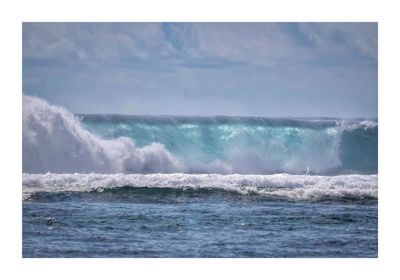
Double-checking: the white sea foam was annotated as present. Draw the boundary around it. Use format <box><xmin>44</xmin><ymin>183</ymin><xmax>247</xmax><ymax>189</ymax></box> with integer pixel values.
<box><xmin>339</xmin><ymin>119</ymin><xmax>378</xmax><ymax>131</ymax></box>
<box><xmin>22</xmin><ymin>173</ymin><xmax>377</xmax><ymax>201</ymax></box>
<box><xmin>23</xmin><ymin>95</ymin><xmax>182</xmax><ymax>173</ymax></box>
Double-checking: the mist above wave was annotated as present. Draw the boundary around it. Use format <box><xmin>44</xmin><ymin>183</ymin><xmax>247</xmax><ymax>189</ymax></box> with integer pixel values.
<box><xmin>23</xmin><ymin>95</ymin><xmax>183</xmax><ymax>173</ymax></box>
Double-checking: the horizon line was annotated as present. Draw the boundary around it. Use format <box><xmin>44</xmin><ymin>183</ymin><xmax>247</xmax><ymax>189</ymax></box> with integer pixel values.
<box><xmin>75</xmin><ymin>113</ymin><xmax>378</xmax><ymax>120</ymax></box>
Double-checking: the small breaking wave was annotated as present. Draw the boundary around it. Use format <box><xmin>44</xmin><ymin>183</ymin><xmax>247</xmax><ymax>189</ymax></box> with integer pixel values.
<box><xmin>23</xmin><ymin>173</ymin><xmax>377</xmax><ymax>202</ymax></box>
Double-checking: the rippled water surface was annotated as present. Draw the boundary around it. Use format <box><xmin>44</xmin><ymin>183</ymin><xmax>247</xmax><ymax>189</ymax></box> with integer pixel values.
<box><xmin>23</xmin><ymin>190</ymin><xmax>377</xmax><ymax>257</ymax></box>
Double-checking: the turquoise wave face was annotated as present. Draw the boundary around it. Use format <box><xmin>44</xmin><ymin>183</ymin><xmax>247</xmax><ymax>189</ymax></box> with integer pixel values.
<box><xmin>79</xmin><ymin>115</ymin><xmax>378</xmax><ymax>175</ymax></box>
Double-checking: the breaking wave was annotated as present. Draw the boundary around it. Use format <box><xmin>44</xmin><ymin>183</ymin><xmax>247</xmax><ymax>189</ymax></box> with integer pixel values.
<box><xmin>23</xmin><ymin>95</ymin><xmax>377</xmax><ymax>175</ymax></box>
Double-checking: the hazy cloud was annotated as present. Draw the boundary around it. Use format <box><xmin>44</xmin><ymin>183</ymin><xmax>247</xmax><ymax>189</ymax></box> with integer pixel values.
<box><xmin>23</xmin><ymin>22</ymin><xmax>377</xmax><ymax>117</ymax></box>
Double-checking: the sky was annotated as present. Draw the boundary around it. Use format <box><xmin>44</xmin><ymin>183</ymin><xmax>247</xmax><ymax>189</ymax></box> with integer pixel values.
<box><xmin>22</xmin><ymin>22</ymin><xmax>377</xmax><ymax>117</ymax></box>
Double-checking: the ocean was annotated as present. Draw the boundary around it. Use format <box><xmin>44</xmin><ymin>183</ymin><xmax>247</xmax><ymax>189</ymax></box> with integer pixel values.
<box><xmin>22</xmin><ymin>95</ymin><xmax>378</xmax><ymax>257</ymax></box>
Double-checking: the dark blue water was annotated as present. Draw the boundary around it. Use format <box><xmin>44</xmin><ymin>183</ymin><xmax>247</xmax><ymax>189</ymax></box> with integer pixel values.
<box><xmin>23</xmin><ymin>190</ymin><xmax>377</xmax><ymax>258</ymax></box>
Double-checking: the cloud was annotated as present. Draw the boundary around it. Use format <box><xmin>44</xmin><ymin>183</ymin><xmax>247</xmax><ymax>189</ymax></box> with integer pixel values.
<box><xmin>298</xmin><ymin>23</ymin><xmax>377</xmax><ymax>58</ymax></box>
<box><xmin>22</xmin><ymin>23</ymin><xmax>377</xmax><ymax>118</ymax></box>
<box><xmin>24</xmin><ymin>23</ymin><xmax>377</xmax><ymax>68</ymax></box>
<box><xmin>23</xmin><ymin>23</ymin><xmax>174</xmax><ymax>65</ymax></box>
<box><xmin>160</xmin><ymin>23</ymin><xmax>377</xmax><ymax>67</ymax></box>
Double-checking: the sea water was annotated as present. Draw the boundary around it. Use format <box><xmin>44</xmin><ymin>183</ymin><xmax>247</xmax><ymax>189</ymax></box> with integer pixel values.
<box><xmin>22</xmin><ymin>95</ymin><xmax>378</xmax><ymax>257</ymax></box>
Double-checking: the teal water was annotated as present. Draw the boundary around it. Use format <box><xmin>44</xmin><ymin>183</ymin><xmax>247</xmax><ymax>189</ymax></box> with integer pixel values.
<box><xmin>79</xmin><ymin>115</ymin><xmax>378</xmax><ymax>174</ymax></box>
